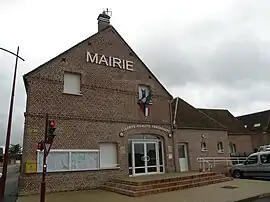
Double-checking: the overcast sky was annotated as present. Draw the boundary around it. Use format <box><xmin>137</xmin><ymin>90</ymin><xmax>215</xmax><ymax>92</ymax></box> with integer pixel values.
<box><xmin>1</xmin><ymin>0</ymin><xmax>270</xmax><ymax>145</ymax></box>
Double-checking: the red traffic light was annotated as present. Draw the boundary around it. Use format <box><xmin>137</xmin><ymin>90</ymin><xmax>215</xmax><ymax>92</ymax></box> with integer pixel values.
<box><xmin>49</xmin><ymin>121</ymin><xmax>55</xmax><ymax>127</ymax></box>
<box><xmin>37</xmin><ymin>141</ymin><xmax>44</xmax><ymax>151</ymax></box>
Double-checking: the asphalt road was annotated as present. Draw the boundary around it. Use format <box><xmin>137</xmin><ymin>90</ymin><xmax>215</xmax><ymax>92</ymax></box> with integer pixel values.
<box><xmin>252</xmin><ymin>196</ymin><xmax>270</xmax><ymax>202</ymax></box>
<box><xmin>0</xmin><ymin>165</ymin><xmax>20</xmax><ymax>202</ymax></box>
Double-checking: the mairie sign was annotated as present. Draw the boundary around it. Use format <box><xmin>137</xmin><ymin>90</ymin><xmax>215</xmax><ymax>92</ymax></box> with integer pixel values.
<box><xmin>86</xmin><ymin>52</ymin><xmax>134</xmax><ymax>71</ymax></box>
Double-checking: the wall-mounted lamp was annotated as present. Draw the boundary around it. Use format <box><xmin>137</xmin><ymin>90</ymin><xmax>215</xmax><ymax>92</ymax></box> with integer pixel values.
<box><xmin>119</xmin><ymin>132</ymin><xmax>124</xmax><ymax>137</ymax></box>
<box><xmin>168</xmin><ymin>133</ymin><xmax>172</xmax><ymax>138</ymax></box>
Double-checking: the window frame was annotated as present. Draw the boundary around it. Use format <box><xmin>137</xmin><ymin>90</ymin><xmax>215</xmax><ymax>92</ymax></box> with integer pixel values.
<box><xmin>138</xmin><ymin>85</ymin><xmax>151</xmax><ymax>100</ymax></box>
<box><xmin>36</xmin><ymin>148</ymin><xmax>120</xmax><ymax>173</ymax></box>
<box><xmin>260</xmin><ymin>154</ymin><xmax>270</xmax><ymax>164</ymax></box>
<box><xmin>99</xmin><ymin>142</ymin><xmax>119</xmax><ymax>169</ymax></box>
<box><xmin>201</xmin><ymin>141</ymin><xmax>207</xmax><ymax>152</ymax></box>
<box><xmin>217</xmin><ymin>141</ymin><xmax>224</xmax><ymax>153</ymax></box>
<box><xmin>63</xmin><ymin>72</ymin><xmax>82</xmax><ymax>95</ymax></box>
<box><xmin>229</xmin><ymin>143</ymin><xmax>236</xmax><ymax>154</ymax></box>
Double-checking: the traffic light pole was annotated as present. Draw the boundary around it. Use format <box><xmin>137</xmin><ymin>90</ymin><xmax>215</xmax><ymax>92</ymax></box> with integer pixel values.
<box><xmin>40</xmin><ymin>113</ymin><xmax>48</xmax><ymax>202</ymax></box>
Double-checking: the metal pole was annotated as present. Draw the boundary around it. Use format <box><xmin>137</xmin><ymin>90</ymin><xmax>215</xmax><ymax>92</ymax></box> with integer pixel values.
<box><xmin>40</xmin><ymin>114</ymin><xmax>48</xmax><ymax>202</ymax></box>
<box><xmin>0</xmin><ymin>46</ymin><xmax>20</xmax><ymax>198</ymax></box>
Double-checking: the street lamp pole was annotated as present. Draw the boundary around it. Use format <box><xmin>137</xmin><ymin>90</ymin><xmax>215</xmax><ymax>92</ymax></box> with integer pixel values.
<box><xmin>0</xmin><ymin>46</ymin><xmax>25</xmax><ymax>199</ymax></box>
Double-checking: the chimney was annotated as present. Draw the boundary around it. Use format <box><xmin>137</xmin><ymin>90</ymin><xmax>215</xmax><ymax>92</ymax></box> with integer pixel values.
<box><xmin>97</xmin><ymin>10</ymin><xmax>111</xmax><ymax>32</ymax></box>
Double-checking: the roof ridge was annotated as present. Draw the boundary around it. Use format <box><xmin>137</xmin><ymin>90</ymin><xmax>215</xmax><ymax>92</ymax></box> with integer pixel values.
<box><xmin>237</xmin><ymin>109</ymin><xmax>270</xmax><ymax>118</ymax></box>
<box><xmin>198</xmin><ymin>108</ymin><xmax>228</xmax><ymax>111</ymax></box>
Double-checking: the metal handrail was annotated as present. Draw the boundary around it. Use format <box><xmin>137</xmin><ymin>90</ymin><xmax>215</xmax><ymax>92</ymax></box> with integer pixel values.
<box><xmin>197</xmin><ymin>158</ymin><xmax>213</xmax><ymax>171</ymax></box>
<box><xmin>197</xmin><ymin>156</ymin><xmax>247</xmax><ymax>171</ymax></box>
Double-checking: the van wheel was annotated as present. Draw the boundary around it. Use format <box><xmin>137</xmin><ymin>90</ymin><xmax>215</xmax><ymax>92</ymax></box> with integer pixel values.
<box><xmin>233</xmin><ymin>170</ymin><xmax>242</xmax><ymax>178</ymax></box>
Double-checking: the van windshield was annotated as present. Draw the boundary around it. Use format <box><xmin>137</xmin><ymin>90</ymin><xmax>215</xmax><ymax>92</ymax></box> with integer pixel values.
<box><xmin>245</xmin><ymin>155</ymin><xmax>258</xmax><ymax>165</ymax></box>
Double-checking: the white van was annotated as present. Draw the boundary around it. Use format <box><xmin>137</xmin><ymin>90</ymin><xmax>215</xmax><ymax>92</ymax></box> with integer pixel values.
<box><xmin>230</xmin><ymin>150</ymin><xmax>270</xmax><ymax>178</ymax></box>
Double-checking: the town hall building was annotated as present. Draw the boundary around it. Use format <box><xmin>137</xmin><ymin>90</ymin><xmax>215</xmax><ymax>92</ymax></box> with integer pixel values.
<box><xmin>18</xmin><ymin>11</ymin><xmax>252</xmax><ymax>195</ymax></box>
<box><xmin>19</xmin><ymin>11</ymin><xmax>174</xmax><ymax>195</ymax></box>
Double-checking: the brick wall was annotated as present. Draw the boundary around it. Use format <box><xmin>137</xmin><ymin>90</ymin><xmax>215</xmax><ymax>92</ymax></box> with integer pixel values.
<box><xmin>228</xmin><ymin>134</ymin><xmax>253</xmax><ymax>154</ymax></box>
<box><xmin>173</xmin><ymin>129</ymin><xmax>229</xmax><ymax>171</ymax></box>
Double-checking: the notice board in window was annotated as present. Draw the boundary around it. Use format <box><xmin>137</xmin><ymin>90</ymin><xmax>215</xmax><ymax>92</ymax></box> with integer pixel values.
<box><xmin>37</xmin><ymin>151</ymin><xmax>69</xmax><ymax>172</ymax></box>
<box><xmin>71</xmin><ymin>151</ymin><xmax>98</xmax><ymax>170</ymax></box>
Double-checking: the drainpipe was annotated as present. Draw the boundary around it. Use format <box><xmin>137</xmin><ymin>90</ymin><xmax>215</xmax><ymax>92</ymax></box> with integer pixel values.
<box><xmin>169</xmin><ymin>98</ymin><xmax>177</xmax><ymax>172</ymax></box>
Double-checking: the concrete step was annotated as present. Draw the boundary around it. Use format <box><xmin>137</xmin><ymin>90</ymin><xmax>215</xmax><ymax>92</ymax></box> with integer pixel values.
<box><xmin>102</xmin><ymin>176</ymin><xmax>233</xmax><ymax>197</ymax></box>
<box><xmin>105</xmin><ymin>174</ymin><xmax>230</xmax><ymax>191</ymax></box>
<box><xmin>111</xmin><ymin>172</ymin><xmax>217</xmax><ymax>186</ymax></box>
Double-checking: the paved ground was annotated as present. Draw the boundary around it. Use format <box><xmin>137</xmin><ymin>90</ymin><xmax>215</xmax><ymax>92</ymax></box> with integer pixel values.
<box><xmin>0</xmin><ymin>164</ymin><xmax>20</xmax><ymax>202</ymax></box>
<box><xmin>17</xmin><ymin>179</ymin><xmax>270</xmax><ymax>202</ymax></box>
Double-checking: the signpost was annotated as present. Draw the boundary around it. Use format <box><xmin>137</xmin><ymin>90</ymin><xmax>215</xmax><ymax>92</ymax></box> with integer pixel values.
<box><xmin>0</xmin><ymin>46</ymin><xmax>24</xmax><ymax>199</ymax></box>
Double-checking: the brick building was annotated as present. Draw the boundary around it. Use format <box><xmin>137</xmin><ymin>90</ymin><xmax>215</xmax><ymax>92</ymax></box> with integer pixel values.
<box><xmin>18</xmin><ymin>11</ymin><xmax>256</xmax><ymax>196</ymax></box>
<box><xmin>237</xmin><ymin>110</ymin><xmax>270</xmax><ymax>150</ymax></box>
<box><xmin>199</xmin><ymin>109</ymin><xmax>253</xmax><ymax>155</ymax></box>
<box><xmin>19</xmin><ymin>11</ymin><xmax>174</xmax><ymax>195</ymax></box>
<box><xmin>171</xmin><ymin>98</ymin><xmax>230</xmax><ymax>172</ymax></box>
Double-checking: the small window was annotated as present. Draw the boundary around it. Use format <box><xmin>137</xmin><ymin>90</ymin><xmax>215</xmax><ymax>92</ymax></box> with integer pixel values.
<box><xmin>201</xmin><ymin>142</ymin><xmax>207</xmax><ymax>152</ymax></box>
<box><xmin>63</xmin><ymin>72</ymin><xmax>81</xmax><ymax>94</ymax></box>
<box><xmin>138</xmin><ymin>85</ymin><xmax>150</xmax><ymax>100</ymax></box>
<box><xmin>99</xmin><ymin>143</ymin><xmax>118</xmax><ymax>169</ymax></box>
<box><xmin>217</xmin><ymin>142</ymin><xmax>224</xmax><ymax>153</ymax></box>
<box><xmin>260</xmin><ymin>154</ymin><xmax>270</xmax><ymax>164</ymax></box>
<box><xmin>246</xmin><ymin>155</ymin><xmax>258</xmax><ymax>165</ymax></box>
<box><xmin>229</xmin><ymin>143</ymin><xmax>236</xmax><ymax>154</ymax></box>
<box><xmin>178</xmin><ymin>145</ymin><xmax>186</xmax><ymax>158</ymax></box>
<box><xmin>254</xmin><ymin>123</ymin><xmax>261</xmax><ymax>127</ymax></box>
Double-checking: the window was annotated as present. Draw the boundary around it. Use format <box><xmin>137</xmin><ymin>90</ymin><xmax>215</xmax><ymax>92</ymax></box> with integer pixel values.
<box><xmin>245</xmin><ymin>155</ymin><xmax>258</xmax><ymax>165</ymax></box>
<box><xmin>99</xmin><ymin>143</ymin><xmax>118</xmax><ymax>169</ymax></box>
<box><xmin>201</xmin><ymin>141</ymin><xmax>207</xmax><ymax>152</ymax></box>
<box><xmin>178</xmin><ymin>145</ymin><xmax>186</xmax><ymax>158</ymax></box>
<box><xmin>217</xmin><ymin>142</ymin><xmax>224</xmax><ymax>153</ymax></box>
<box><xmin>229</xmin><ymin>143</ymin><xmax>236</xmax><ymax>154</ymax></box>
<box><xmin>37</xmin><ymin>150</ymin><xmax>99</xmax><ymax>172</ymax></box>
<box><xmin>260</xmin><ymin>154</ymin><xmax>270</xmax><ymax>164</ymax></box>
<box><xmin>63</xmin><ymin>72</ymin><xmax>81</xmax><ymax>94</ymax></box>
<box><xmin>138</xmin><ymin>85</ymin><xmax>150</xmax><ymax>100</ymax></box>
<box><xmin>254</xmin><ymin>123</ymin><xmax>261</xmax><ymax>127</ymax></box>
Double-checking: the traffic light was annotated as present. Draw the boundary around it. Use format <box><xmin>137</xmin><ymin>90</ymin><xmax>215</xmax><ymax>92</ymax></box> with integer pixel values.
<box><xmin>47</xmin><ymin>120</ymin><xmax>56</xmax><ymax>141</ymax></box>
<box><xmin>37</xmin><ymin>141</ymin><xmax>44</xmax><ymax>151</ymax></box>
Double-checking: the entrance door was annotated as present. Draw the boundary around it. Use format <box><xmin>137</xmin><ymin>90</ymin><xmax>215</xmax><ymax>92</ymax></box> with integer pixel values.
<box><xmin>178</xmin><ymin>143</ymin><xmax>189</xmax><ymax>172</ymax></box>
<box><xmin>132</xmin><ymin>141</ymin><xmax>159</xmax><ymax>175</ymax></box>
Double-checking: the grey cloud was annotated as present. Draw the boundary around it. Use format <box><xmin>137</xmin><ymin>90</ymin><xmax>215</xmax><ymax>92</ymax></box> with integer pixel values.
<box><xmin>135</xmin><ymin>1</ymin><xmax>270</xmax><ymax>115</ymax></box>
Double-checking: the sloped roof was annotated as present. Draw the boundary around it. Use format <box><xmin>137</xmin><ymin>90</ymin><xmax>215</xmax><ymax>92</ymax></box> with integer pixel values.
<box><xmin>23</xmin><ymin>25</ymin><xmax>172</xmax><ymax>99</ymax></box>
<box><xmin>172</xmin><ymin>97</ymin><xmax>227</xmax><ymax>131</ymax></box>
<box><xmin>237</xmin><ymin>110</ymin><xmax>270</xmax><ymax>132</ymax></box>
<box><xmin>199</xmin><ymin>108</ymin><xmax>251</xmax><ymax>134</ymax></box>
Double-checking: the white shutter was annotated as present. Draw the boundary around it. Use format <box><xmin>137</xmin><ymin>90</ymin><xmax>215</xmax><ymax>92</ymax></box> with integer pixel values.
<box><xmin>64</xmin><ymin>73</ymin><xmax>81</xmax><ymax>94</ymax></box>
<box><xmin>99</xmin><ymin>143</ymin><xmax>117</xmax><ymax>168</ymax></box>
